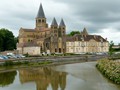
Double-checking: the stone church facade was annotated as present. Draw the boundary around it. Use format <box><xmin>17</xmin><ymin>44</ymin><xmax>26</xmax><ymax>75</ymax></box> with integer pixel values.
<box><xmin>17</xmin><ymin>4</ymin><xmax>66</xmax><ymax>55</ymax></box>
<box><xmin>17</xmin><ymin>3</ymin><xmax>109</xmax><ymax>55</ymax></box>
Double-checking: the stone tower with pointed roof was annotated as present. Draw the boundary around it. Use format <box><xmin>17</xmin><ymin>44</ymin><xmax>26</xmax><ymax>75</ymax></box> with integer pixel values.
<box><xmin>17</xmin><ymin>3</ymin><xmax>66</xmax><ymax>55</ymax></box>
<box><xmin>36</xmin><ymin>3</ymin><xmax>48</xmax><ymax>30</ymax></box>
<box><xmin>81</xmin><ymin>27</ymin><xmax>88</xmax><ymax>35</ymax></box>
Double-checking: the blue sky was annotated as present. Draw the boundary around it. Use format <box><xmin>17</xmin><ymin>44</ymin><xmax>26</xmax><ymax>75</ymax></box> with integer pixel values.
<box><xmin>0</xmin><ymin>0</ymin><xmax>120</xmax><ymax>44</ymax></box>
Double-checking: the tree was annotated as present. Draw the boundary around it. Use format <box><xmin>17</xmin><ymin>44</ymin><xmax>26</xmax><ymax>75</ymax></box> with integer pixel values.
<box><xmin>0</xmin><ymin>71</ymin><xmax>17</xmax><ymax>86</ymax></box>
<box><xmin>109</xmin><ymin>41</ymin><xmax>114</xmax><ymax>56</ymax></box>
<box><xmin>14</xmin><ymin>36</ymin><xmax>19</xmax><ymax>49</ymax></box>
<box><xmin>0</xmin><ymin>32</ymin><xmax>4</xmax><ymax>51</ymax></box>
<box><xmin>119</xmin><ymin>43</ymin><xmax>120</xmax><ymax>48</ymax></box>
<box><xmin>67</xmin><ymin>31</ymin><xmax>80</xmax><ymax>36</ymax></box>
<box><xmin>0</xmin><ymin>28</ymin><xmax>16</xmax><ymax>51</ymax></box>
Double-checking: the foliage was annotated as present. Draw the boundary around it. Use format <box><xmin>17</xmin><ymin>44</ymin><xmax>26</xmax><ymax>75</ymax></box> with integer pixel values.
<box><xmin>96</xmin><ymin>59</ymin><xmax>120</xmax><ymax>84</ymax></box>
<box><xmin>3</xmin><ymin>61</ymin><xmax>14</xmax><ymax>66</ymax></box>
<box><xmin>0</xmin><ymin>28</ymin><xmax>18</xmax><ymax>51</ymax></box>
<box><xmin>14</xmin><ymin>36</ymin><xmax>18</xmax><ymax>49</ymax></box>
<box><xmin>109</xmin><ymin>41</ymin><xmax>114</xmax><ymax>56</ymax></box>
<box><xmin>67</xmin><ymin>31</ymin><xmax>80</xmax><ymax>36</ymax></box>
<box><xmin>0</xmin><ymin>71</ymin><xmax>17</xmax><ymax>86</ymax></box>
<box><xmin>24</xmin><ymin>53</ymin><xmax>29</xmax><ymax>57</ymax></box>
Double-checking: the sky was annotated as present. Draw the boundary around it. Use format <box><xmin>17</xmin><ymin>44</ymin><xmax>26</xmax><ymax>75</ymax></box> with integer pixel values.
<box><xmin>0</xmin><ymin>0</ymin><xmax>120</xmax><ymax>44</ymax></box>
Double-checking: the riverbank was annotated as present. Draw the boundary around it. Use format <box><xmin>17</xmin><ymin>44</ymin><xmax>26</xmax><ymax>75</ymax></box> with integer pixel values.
<box><xmin>0</xmin><ymin>59</ymin><xmax>89</xmax><ymax>73</ymax></box>
<box><xmin>0</xmin><ymin>55</ymin><xmax>106</xmax><ymax>72</ymax></box>
<box><xmin>96</xmin><ymin>59</ymin><xmax>120</xmax><ymax>85</ymax></box>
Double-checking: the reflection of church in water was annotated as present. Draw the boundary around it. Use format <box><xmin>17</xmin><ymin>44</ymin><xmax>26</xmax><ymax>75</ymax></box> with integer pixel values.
<box><xmin>19</xmin><ymin>67</ymin><xmax>67</xmax><ymax>90</ymax></box>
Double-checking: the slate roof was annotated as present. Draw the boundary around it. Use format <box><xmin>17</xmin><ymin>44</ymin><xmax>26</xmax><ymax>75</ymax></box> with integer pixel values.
<box><xmin>24</xmin><ymin>42</ymin><xmax>39</xmax><ymax>47</ymax></box>
<box><xmin>59</xmin><ymin>19</ymin><xmax>65</xmax><ymax>27</ymax></box>
<box><xmin>36</xmin><ymin>3</ymin><xmax>45</xmax><ymax>18</ymax></box>
<box><xmin>51</xmin><ymin>17</ymin><xmax>58</xmax><ymax>26</ymax></box>
<box><xmin>17</xmin><ymin>42</ymin><xmax>39</xmax><ymax>47</ymax></box>
<box><xmin>66</xmin><ymin>34</ymin><xmax>108</xmax><ymax>42</ymax></box>
<box><xmin>22</xmin><ymin>28</ymin><xmax>35</xmax><ymax>32</ymax></box>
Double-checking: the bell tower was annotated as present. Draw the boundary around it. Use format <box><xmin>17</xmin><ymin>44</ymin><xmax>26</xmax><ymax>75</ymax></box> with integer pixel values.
<box><xmin>58</xmin><ymin>19</ymin><xmax>66</xmax><ymax>53</ymax></box>
<box><xmin>36</xmin><ymin>3</ymin><xmax>48</xmax><ymax>30</ymax></box>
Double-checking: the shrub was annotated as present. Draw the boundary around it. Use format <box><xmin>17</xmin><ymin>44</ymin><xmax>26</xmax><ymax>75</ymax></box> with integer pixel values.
<box><xmin>3</xmin><ymin>61</ymin><xmax>14</xmax><ymax>66</ymax></box>
<box><xmin>96</xmin><ymin>59</ymin><xmax>120</xmax><ymax>84</ymax></box>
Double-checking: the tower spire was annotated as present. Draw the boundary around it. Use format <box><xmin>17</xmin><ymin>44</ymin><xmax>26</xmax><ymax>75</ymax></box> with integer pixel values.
<box><xmin>82</xmin><ymin>27</ymin><xmax>88</xmax><ymax>35</ymax></box>
<box><xmin>51</xmin><ymin>17</ymin><xmax>58</xmax><ymax>26</ymax></box>
<box><xmin>37</xmin><ymin>3</ymin><xmax>46</xmax><ymax>18</ymax></box>
<box><xmin>59</xmin><ymin>19</ymin><xmax>65</xmax><ymax>27</ymax></box>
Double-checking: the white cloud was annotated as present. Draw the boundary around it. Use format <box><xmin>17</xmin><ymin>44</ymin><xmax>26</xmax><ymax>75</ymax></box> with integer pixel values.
<box><xmin>93</xmin><ymin>28</ymin><xmax>120</xmax><ymax>44</ymax></box>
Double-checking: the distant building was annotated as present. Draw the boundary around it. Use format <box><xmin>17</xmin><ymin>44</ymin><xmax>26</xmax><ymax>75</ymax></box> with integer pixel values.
<box><xmin>17</xmin><ymin>4</ymin><xmax>66</xmax><ymax>55</ymax></box>
<box><xmin>112</xmin><ymin>45</ymin><xmax>120</xmax><ymax>49</ymax></box>
<box><xmin>66</xmin><ymin>28</ymin><xmax>109</xmax><ymax>54</ymax></box>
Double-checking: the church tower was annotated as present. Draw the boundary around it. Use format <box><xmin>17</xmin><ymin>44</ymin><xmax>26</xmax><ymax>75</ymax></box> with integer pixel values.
<box><xmin>58</xmin><ymin>19</ymin><xmax>66</xmax><ymax>53</ymax></box>
<box><xmin>50</xmin><ymin>17</ymin><xmax>58</xmax><ymax>53</ymax></box>
<box><xmin>59</xmin><ymin>19</ymin><xmax>66</xmax><ymax>37</ymax></box>
<box><xmin>51</xmin><ymin>17</ymin><xmax>58</xmax><ymax>37</ymax></box>
<box><xmin>36</xmin><ymin>3</ymin><xmax>48</xmax><ymax>30</ymax></box>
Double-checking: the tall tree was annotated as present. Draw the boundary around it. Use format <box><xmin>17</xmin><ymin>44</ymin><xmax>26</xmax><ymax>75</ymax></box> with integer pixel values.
<box><xmin>0</xmin><ymin>28</ymin><xmax>15</xmax><ymax>51</ymax></box>
<box><xmin>118</xmin><ymin>43</ymin><xmax>120</xmax><ymax>48</ymax></box>
<box><xmin>14</xmin><ymin>36</ymin><xmax>18</xmax><ymax>49</ymax></box>
<box><xmin>109</xmin><ymin>41</ymin><xmax>114</xmax><ymax>56</ymax></box>
<box><xmin>0</xmin><ymin>32</ymin><xmax>3</xmax><ymax>51</ymax></box>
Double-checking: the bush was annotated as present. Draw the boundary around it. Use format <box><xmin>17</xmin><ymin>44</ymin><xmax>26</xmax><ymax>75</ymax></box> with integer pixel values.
<box><xmin>3</xmin><ymin>61</ymin><xmax>14</xmax><ymax>66</ymax></box>
<box><xmin>24</xmin><ymin>53</ymin><xmax>29</xmax><ymax>57</ymax></box>
<box><xmin>96</xmin><ymin>59</ymin><xmax>120</xmax><ymax>84</ymax></box>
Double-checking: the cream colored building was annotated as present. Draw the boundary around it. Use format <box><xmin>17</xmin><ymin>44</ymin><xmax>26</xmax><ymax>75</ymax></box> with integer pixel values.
<box><xmin>17</xmin><ymin>43</ymin><xmax>41</xmax><ymax>55</ymax></box>
<box><xmin>66</xmin><ymin>29</ymin><xmax>109</xmax><ymax>54</ymax></box>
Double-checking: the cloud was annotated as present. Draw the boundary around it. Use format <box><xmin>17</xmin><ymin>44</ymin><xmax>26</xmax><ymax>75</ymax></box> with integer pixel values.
<box><xmin>93</xmin><ymin>28</ymin><xmax>120</xmax><ymax>44</ymax></box>
<box><xmin>0</xmin><ymin>0</ymin><xmax>120</xmax><ymax>44</ymax></box>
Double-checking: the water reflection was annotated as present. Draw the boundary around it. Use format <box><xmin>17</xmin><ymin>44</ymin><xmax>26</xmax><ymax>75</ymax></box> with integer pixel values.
<box><xmin>0</xmin><ymin>71</ymin><xmax>17</xmax><ymax>86</ymax></box>
<box><xmin>0</xmin><ymin>62</ymin><xmax>119</xmax><ymax>90</ymax></box>
<box><xmin>19</xmin><ymin>67</ymin><xmax>67</xmax><ymax>90</ymax></box>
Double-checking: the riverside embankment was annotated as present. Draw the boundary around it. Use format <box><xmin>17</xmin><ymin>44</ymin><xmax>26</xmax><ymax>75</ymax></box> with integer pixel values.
<box><xmin>0</xmin><ymin>55</ymin><xmax>106</xmax><ymax>65</ymax></box>
<box><xmin>0</xmin><ymin>55</ymin><xmax>106</xmax><ymax>72</ymax></box>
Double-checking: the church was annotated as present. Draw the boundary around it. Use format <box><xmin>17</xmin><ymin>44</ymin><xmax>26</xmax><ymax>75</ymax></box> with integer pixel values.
<box><xmin>17</xmin><ymin>4</ymin><xmax>66</xmax><ymax>55</ymax></box>
<box><xmin>17</xmin><ymin>3</ymin><xmax>109</xmax><ymax>55</ymax></box>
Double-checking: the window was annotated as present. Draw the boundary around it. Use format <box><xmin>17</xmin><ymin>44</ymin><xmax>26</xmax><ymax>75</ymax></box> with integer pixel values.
<box><xmin>28</xmin><ymin>39</ymin><xmax>30</xmax><ymax>42</ymax></box>
<box><xmin>42</xmin><ymin>20</ymin><xmax>44</xmax><ymax>22</ymax></box>
<box><xmin>67</xmin><ymin>48</ymin><xmax>69</xmax><ymax>52</ymax></box>
<box><xmin>38</xmin><ymin>20</ymin><xmax>41</xmax><ymax>23</ymax></box>
<box><xmin>55</xmin><ymin>49</ymin><xmax>57</xmax><ymax>52</ymax></box>
<box><xmin>59</xmin><ymin>48</ymin><xmax>61</xmax><ymax>53</ymax></box>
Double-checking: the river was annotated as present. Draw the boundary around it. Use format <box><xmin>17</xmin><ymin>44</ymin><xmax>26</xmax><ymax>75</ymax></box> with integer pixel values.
<box><xmin>0</xmin><ymin>62</ymin><xmax>119</xmax><ymax>90</ymax></box>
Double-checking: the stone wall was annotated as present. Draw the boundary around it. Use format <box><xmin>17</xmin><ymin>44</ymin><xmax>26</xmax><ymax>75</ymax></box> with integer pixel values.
<box><xmin>17</xmin><ymin>46</ymin><xmax>41</xmax><ymax>55</ymax></box>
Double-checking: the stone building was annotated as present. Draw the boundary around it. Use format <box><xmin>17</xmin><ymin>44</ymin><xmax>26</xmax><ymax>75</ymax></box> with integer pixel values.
<box><xmin>17</xmin><ymin>4</ymin><xmax>66</xmax><ymax>55</ymax></box>
<box><xmin>66</xmin><ymin>28</ymin><xmax>109</xmax><ymax>54</ymax></box>
<box><xmin>17</xmin><ymin>3</ymin><xmax>109</xmax><ymax>55</ymax></box>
